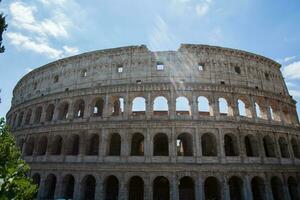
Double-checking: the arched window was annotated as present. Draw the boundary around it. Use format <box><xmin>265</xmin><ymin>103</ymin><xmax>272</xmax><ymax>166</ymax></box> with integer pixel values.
<box><xmin>24</xmin><ymin>137</ymin><xmax>35</xmax><ymax>156</ymax></box>
<box><xmin>108</xmin><ymin>133</ymin><xmax>121</xmax><ymax>156</ymax></box>
<box><xmin>81</xmin><ymin>175</ymin><xmax>96</xmax><ymax>200</ymax></box>
<box><xmin>17</xmin><ymin>111</ymin><xmax>24</xmax><ymax>127</ymax></box>
<box><xmin>271</xmin><ymin>177</ymin><xmax>285</xmax><ymax>200</ymax></box>
<box><xmin>278</xmin><ymin>137</ymin><xmax>290</xmax><ymax>158</ymax></box>
<box><xmin>36</xmin><ymin>136</ymin><xmax>47</xmax><ymax>155</ymax></box>
<box><xmin>198</xmin><ymin>96</ymin><xmax>211</xmax><ymax>116</ymax></box>
<box><xmin>224</xmin><ymin>134</ymin><xmax>239</xmax><ymax>156</ymax></box>
<box><xmin>44</xmin><ymin>174</ymin><xmax>56</xmax><ymax>199</ymax></box>
<box><xmin>112</xmin><ymin>97</ymin><xmax>124</xmax><ymax>116</ymax></box>
<box><xmin>219</xmin><ymin>98</ymin><xmax>229</xmax><ymax>116</ymax></box>
<box><xmin>34</xmin><ymin>106</ymin><xmax>43</xmax><ymax>123</ymax></box>
<box><xmin>238</xmin><ymin>99</ymin><xmax>246</xmax><ymax>117</ymax></box>
<box><xmin>202</xmin><ymin>133</ymin><xmax>217</xmax><ymax>156</ymax></box>
<box><xmin>245</xmin><ymin>135</ymin><xmax>259</xmax><ymax>157</ymax></box>
<box><xmin>287</xmin><ymin>176</ymin><xmax>300</xmax><ymax>200</ymax></box>
<box><xmin>153</xmin><ymin>133</ymin><xmax>169</xmax><ymax>156</ymax></box>
<box><xmin>74</xmin><ymin>99</ymin><xmax>85</xmax><ymax>118</ymax></box>
<box><xmin>131</xmin><ymin>133</ymin><xmax>144</xmax><ymax>156</ymax></box>
<box><xmin>255</xmin><ymin>101</ymin><xmax>268</xmax><ymax>120</ymax></box>
<box><xmin>176</xmin><ymin>96</ymin><xmax>191</xmax><ymax>116</ymax></box>
<box><xmin>176</xmin><ymin>133</ymin><xmax>193</xmax><ymax>156</ymax></box>
<box><xmin>153</xmin><ymin>96</ymin><xmax>168</xmax><ymax>115</ymax></box>
<box><xmin>129</xmin><ymin>176</ymin><xmax>144</xmax><ymax>200</ymax></box>
<box><xmin>58</xmin><ymin>102</ymin><xmax>69</xmax><ymax>120</ymax></box>
<box><xmin>66</xmin><ymin>135</ymin><xmax>79</xmax><ymax>155</ymax></box>
<box><xmin>291</xmin><ymin>138</ymin><xmax>300</xmax><ymax>158</ymax></box>
<box><xmin>93</xmin><ymin>98</ymin><xmax>104</xmax><ymax>117</ymax></box>
<box><xmin>204</xmin><ymin>177</ymin><xmax>221</xmax><ymax>200</ymax></box>
<box><xmin>269</xmin><ymin>100</ymin><xmax>281</xmax><ymax>121</ymax></box>
<box><xmin>45</xmin><ymin>104</ymin><xmax>55</xmax><ymax>121</ymax></box>
<box><xmin>24</xmin><ymin>109</ymin><xmax>32</xmax><ymax>125</ymax></box>
<box><xmin>86</xmin><ymin>134</ymin><xmax>99</xmax><ymax>156</ymax></box>
<box><xmin>50</xmin><ymin>135</ymin><xmax>62</xmax><ymax>155</ymax></box>
<box><xmin>263</xmin><ymin>136</ymin><xmax>276</xmax><ymax>157</ymax></box>
<box><xmin>179</xmin><ymin>176</ymin><xmax>195</xmax><ymax>200</ymax></box>
<box><xmin>62</xmin><ymin>174</ymin><xmax>75</xmax><ymax>199</ymax></box>
<box><xmin>229</xmin><ymin>176</ymin><xmax>244</xmax><ymax>200</ymax></box>
<box><xmin>132</xmin><ymin>97</ymin><xmax>146</xmax><ymax>116</ymax></box>
<box><xmin>105</xmin><ymin>175</ymin><xmax>119</xmax><ymax>200</ymax></box>
<box><xmin>251</xmin><ymin>177</ymin><xmax>266</xmax><ymax>200</ymax></box>
<box><xmin>282</xmin><ymin>106</ymin><xmax>292</xmax><ymax>124</ymax></box>
<box><xmin>153</xmin><ymin>176</ymin><xmax>169</xmax><ymax>200</ymax></box>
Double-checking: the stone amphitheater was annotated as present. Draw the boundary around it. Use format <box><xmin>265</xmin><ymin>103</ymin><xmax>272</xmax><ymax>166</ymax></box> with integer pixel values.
<box><xmin>6</xmin><ymin>44</ymin><xmax>300</xmax><ymax>200</ymax></box>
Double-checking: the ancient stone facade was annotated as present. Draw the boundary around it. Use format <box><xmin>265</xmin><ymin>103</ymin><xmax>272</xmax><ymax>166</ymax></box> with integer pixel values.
<box><xmin>6</xmin><ymin>44</ymin><xmax>300</xmax><ymax>200</ymax></box>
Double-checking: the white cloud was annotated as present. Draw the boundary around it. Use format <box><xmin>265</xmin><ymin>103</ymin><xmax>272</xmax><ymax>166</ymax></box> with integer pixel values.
<box><xmin>282</xmin><ymin>61</ymin><xmax>300</xmax><ymax>80</ymax></box>
<box><xmin>195</xmin><ymin>0</ymin><xmax>212</xmax><ymax>16</ymax></box>
<box><xmin>277</xmin><ymin>56</ymin><xmax>296</xmax><ymax>64</ymax></box>
<box><xmin>39</xmin><ymin>0</ymin><xmax>67</xmax><ymax>6</ymax></box>
<box><xmin>26</xmin><ymin>67</ymin><xmax>34</xmax><ymax>72</ymax></box>
<box><xmin>290</xmin><ymin>90</ymin><xmax>300</xmax><ymax>98</ymax></box>
<box><xmin>63</xmin><ymin>46</ymin><xmax>79</xmax><ymax>55</ymax></box>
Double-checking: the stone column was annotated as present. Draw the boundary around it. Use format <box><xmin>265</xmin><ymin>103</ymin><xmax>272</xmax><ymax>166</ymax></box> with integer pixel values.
<box><xmin>170</xmin><ymin>127</ymin><xmax>177</xmax><ymax>162</ymax></box>
<box><xmin>222</xmin><ymin>176</ymin><xmax>230</xmax><ymax>200</ymax></box>
<box><xmin>192</xmin><ymin>94</ymin><xmax>198</xmax><ymax>120</ymax></box>
<box><xmin>123</xmin><ymin>93</ymin><xmax>129</xmax><ymax>120</ymax></box>
<box><xmin>37</xmin><ymin>174</ymin><xmax>45</xmax><ymax>199</ymax></box>
<box><xmin>244</xmin><ymin>176</ymin><xmax>253</xmax><ymax>200</ymax></box>
<box><xmin>265</xmin><ymin>179</ymin><xmax>274</xmax><ymax>200</ymax></box>
<box><xmin>68</xmin><ymin>99</ymin><xmax>76</xmax><ymax>120</ymax></box>
<box><xmin>197</xmin><ymin>176</ymin><xmax>204</xmax><ymax>200</ymax></box>
<box><xmin>218</xmin><ymin>128</ymin><xmax>225</xmax><ymax>163</ymax></box>
<box><xmin>73</xmin><ymin>175</ymin><xmax>81</xmax><ymax>200</ymax></box>
<box><xmin>100</xmin><ymin>128</ymin><xmax>108</xmax><ymax>159</ymax></box>
<box><xmin>103</xmin><ymin>94</ymin><xmax>110</xmax><ymax>119</ymax></box>
<box><xmin>170</xmin><ymin>90</ymin><xmax>175</xmax><ymax>119</ymax></box>
<box><xmin>146</xmin><ymin>92</ymin><xmax>151</xmax><ymax>119</ymax></box>
<box><xmin>95</xmin><ymin>176</ymin><xmax>103</xmax><ymax>200</ymax></box>
<box><xmin>54</xmin><ymin>174</ymin><xmax>63</xmax><ymax>199</ymax></box>
<box><xmin>119</xmin><ymin>177</ymin><xmax>128</xmax><ymax>200</ymax></box>
<box><xmin>212</xmin><ymin>94</ymin><xmax>220</xmax><ymax>119</ymax></box>
<box><xmin>172</xmin><ymin>175</ymin><xmax>179</xmax><ymax>200</ymax></box>
<box><xmin>249</xmin><ymin>95</ymin><xmax>257</xmax><ymax>122</ymax></box>
<box><xmin>83</xmin><ymin>97</ymin><xmax>92</xmax><ymax>119</ymax></box>
<box><xmin>145</xmin><ymin>128</ymin><xmax>151</xmax><ymax>162</ymax></box>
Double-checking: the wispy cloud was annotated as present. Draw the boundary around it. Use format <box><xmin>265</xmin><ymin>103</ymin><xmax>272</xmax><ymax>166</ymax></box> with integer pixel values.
<box><xmin>282</xmin><ymin>61</ymin><xmax>300</xmax><ymax>80</ymax></box>
<box><xmin>195</xmin><ymin>0</ymin><xmax>212</xmax><ymax>17</ymax></box>
<box><xmin>277</xmin><ymin>56</ymin><xmax>296</xmax><ymax>64</ymax></box>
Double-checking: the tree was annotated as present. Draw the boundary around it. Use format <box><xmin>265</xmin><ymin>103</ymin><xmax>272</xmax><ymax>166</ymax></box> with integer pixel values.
<box><xmin>0</xmin><ymin>118</ymin><xmax>37</xmax><ymax>199</ymax></box>
<box><xmin>0</xmin><ymin>0</ymin><xmax>8</xmax><ymax>53</ymax></box>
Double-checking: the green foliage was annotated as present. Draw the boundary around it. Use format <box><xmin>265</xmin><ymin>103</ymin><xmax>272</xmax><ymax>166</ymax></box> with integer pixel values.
<box><xmin>0</xmin><ymin>0</ymin><xmax>8</xmax><ymax>53</ymax></box>
<box><xmin>0</xmin><ymin>118</ymin><xmax>37</xmax><ymax>200</ymax></box>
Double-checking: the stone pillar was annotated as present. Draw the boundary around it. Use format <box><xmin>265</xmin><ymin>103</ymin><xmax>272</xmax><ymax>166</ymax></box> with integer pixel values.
<box><xmin>37</xmin><ymin>174</ymin><xmax>45</xmax><ymax>199</ymax></box>
<box><xmin>119</xmin><ymin>178</ymin><xmax>127</xmax><ymax>200</ymax></box>
<box><xmin>249</xmin><ymin>95</ymin><xmax>257</xmax><ymax>122</ymax></box>
<box><xmin>218</xmin><ymin>128</ymin><xmax>225</xmax><ymax>163</ymax></box>
<box><xmin>54</xmin><ymin>175</ymin><xmax>63</xmax><ymax>199</ymax></box>
<box><xmin>222</xmin><ymin>176</ymin><xmax>230</xmax><ymax>200</ymax></box>
<box><xmin>68</xmin><ymin>99</ymin><xmax>76</xmax><ymax>120</ymax></box>
<box><xmin>103</xmin><ymin>94</ymin><xmax>110</xmax><ymax>119</ymax></box>
<box><xmin>83</xmin><ymin>97</ymin><xmax>92</xmax><ymax>119</ymax></box>
<box><xmin>172</xmin><ymin>175</ymin><xmax>179</xmax><ymax>200</ymax></box>
<box><xmin>100</xmin><ymin>128</ymin><xmax>108</xmax><ymax>159</ymax></box>
<box><xmin>145</xmin><ymin>128</ymin><xmax>151</xmax><ymax>162</ymax></box>
<box><xmin>40</xmin><ymin>103</ymin><xmax>47</xmax><ymax>123</ymax></box>
<box><xmin>123</xmin><ymin>93</ymin><xmax>129</xmax><ymax>120</ymax></box>
<box><xmin>265</xmin><ymin>179</ymin><xmax>274</xmax><ymax>200</ymax></box>
<box><xmin>244</xmin><ymin>176</ymin><xmax>253</xmax><ymax>200</ymax></box>
<box><xmin>212</xmin><ymin>95</ymin><xmax>220</xmax><ymax>119</ymax></box>
<box><xmin>170</xmin><ymin>90</ymin><xmax>175</xmax><ymax>119</ymax></box>
<box><xmin>146</xmin><ymin>92</ymin><xmax>151</xmax><ymax>119</ymax></box>
<box><xmin>283</xmin><ymin>177</ymin><xmax>292</xmax><ymax>200</ymax></box>
<box><xmin>95</xmin><ymin>176</ymin><xmax>103</xmax><ymax>200</ymax></box>
<box><xmin>192</xmin><ymin>95</ymin><xmax>198</xmax><ymax>120</ymax></box>
<box><xmin>170</xmin><ymin>127</ymin><xmax>177</xmax><ymax>162</ymax></box>
<box><xmin>197</xmin><ymin>176</ymin><xmax>204</xmax><ymax>200</ymax></box>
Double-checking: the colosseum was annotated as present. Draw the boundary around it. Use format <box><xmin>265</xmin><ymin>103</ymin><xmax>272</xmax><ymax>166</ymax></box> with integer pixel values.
<box><xmin>6</xmin><ymin>44</ymin><xmax>300</xmax><ymax>200</ymax></box>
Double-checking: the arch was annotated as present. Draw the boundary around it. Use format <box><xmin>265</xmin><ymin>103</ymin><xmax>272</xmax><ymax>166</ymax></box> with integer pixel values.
<box><xmin>62</xmin><ymin>174</ymin><xmax>75</xmax><ymax>199</ymax></box>
<box><xmin>198</xmin><ymin>96</ymin><xmax>212</xmax><ymax>116</ymax></box>
<box><xmin>153</xmin><ymin>176</ymin><xmax>170</xmax><ymax>200</ymax></box>
<box><xmin>34</xmin><ymin>106</ymin><xmax>43</xmax><ymax>123</ymax></box>
<box><xmin>251</xmin><ymin>176</ymin><xmax>266</xmax><ymax>200</ymax></box>
<box><xmin>24</xmin><ymin>109</ymin><xmax>32</xmax><ymax>125</ymax></box>
<box><xmin>58</xmin><ymin>102</ymin><xmax>69</xmax><ymax>120</ymax></box>
<box><xmin>50</xmin><ymin>135</ymin><xmax>62</xmax><ymax>155</ymax></box>
<box><xmin>291</xmin><ymin>138</ymin><xmax>300</xmax><ymax>158</ymax></box>
<box><xmin>86</xmin><ymin>134</ymin><xmax>99</xmax><ymax>155</ymax></box>
<box><xmin>93</xmin><ymin>98</ymin><xmax>104</xmax><ymax>117</ymax></box>
<box><xmin>81</xmin><ymin>175</ymin><xmax>96</xmax><ymax>200</ymax></box>
<box><xmin>287</xmin><ymin>176</ymin><xmax>300</xmax><ymax>200</ymax></box>
<box><xmin>45</xmin><ymin>104</ymin><xmax>55</xmax><ymax>121</ymax></box>
<box><xmin>179</xmin><ymin>176</ymin><xmax>195</xmax><ymax>200</ymax></box>
<box><xmin>224</xmin><ymin>134</ymin><xmax>239</xmax><ymax>156</ymax></box>
<box><xmin>44</xmin><ymin>174</ymin><xmax>56</xmax><ymax>199</ymax></box>
<box><xmin>237</xmin><ymin>97</ymin><xmax>252</xmax><ymax>118</ymax></box>
<box><xmin>17</xmin><ymin>111</ymin><xmax>24</xmax><ymax>127</ymax></box>
<box><xmin>263</xmin><ymin>136</ymin><xmax>276</xmax><ymax>157</ymax></box>
<box><xmin>108</xmin><ymin>133</ymin><xmax>121</xmax><ymax>156</ymax></box>
<box><xmin>74</xmin><ymin>99</ymin><xmax>85</xmax><ymax>118</ymax></box>
<box><xmin>24</xmin><ymin>137</ymin><xmax>35</xmax><ymax>156</ymax></box>
<box><xmin>255</xmin><ymin>101</ymin><xmax>268</xmax><ymax>120</ymax></box>
<box><xmin>228</xmin><ymin>176</ymin><xmax>244</xmax><ymax>200</ymax></box>
<box><xmin>128</xmin><ymin>176</ymin><xmax>144</xmax><ymax>200</ymax></box>
<box><xmin>105</xmin><ymin>175</ymin><xmax>119</xmax><ymax>200</ymax></box>
<box><xmin>132</xmin><ymin>97</ymin><xmax>146</xmax><ymax>115</ymax></box>
<box><xmin>131</xmin><ymin>133</ymin><xmax>144</xmax><ymax>156</ymax></box>
<box><xmin>204</xmin><ymin>176</ymin><xmax>221</xmax><ymax>200</ymax></box>
<box><xmin>269</xmin><ymin>100</ymin><xmax>281</xmax><ymax>121</ymax></box>
<box><xmin>176</xmin><ymin>96</ymin><xmax>191</xmax><ymax>116</ymax></box>
<box><xmin>201</xmin><ymin>133</ymin><xmax>217</xmax><ymax>156</ymax></box>
<box><xmin>219</xmin><ymin>97</ymin><xmax>229</xmax><ymax>116</ymax></box>
<box><xmin>271</xmin><ymin>176</ymin><xmax>285</xmax><ymax>200</ymax></box>
<box><xmin>245</xmin><ymin>135</ymin><xmax>259</xmax><ymax>157</ymax></box>
<box><xmin>282</xmin><ymin>106</ymin><xmax>292</xmax><ymax>124</ymax></box>
<box><xmin>66</xmin><ymin>135</ymin><xmax>79</xmax><ymax>155</ymax></box>
<box><xmin>278</xmin><ymin>137</ymin><xmax>290</xmax><ymax>158</ymax></box>
<box><xmin>177</xmin><ymin>133</ymin><xmax>193</xmax><ymax>156</ymax></box>
<box><xmin>112</xmin><ymin>96</ymin><xmax>124</xmax><ymax>116</ymax></box>
<box><xmin>153</xmin><ymin>96</ymin><xmax>169</xmax><ymax>115</ymax></box>
<box><xmin>153</xmin><ymin>133</ymin><xmax>169</xmax><ymax>156</ymax></box>
<box><xmin>36</xmin><ymin>136</ymin><xmax>47</xmax><ymax>155</ymax></box>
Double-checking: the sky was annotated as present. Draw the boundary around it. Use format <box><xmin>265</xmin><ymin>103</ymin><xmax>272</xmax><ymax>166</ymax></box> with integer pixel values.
<box><xmin>0</xmin><ymin>0</ymin><xmax>300</xmax><ymax>118</ymax></box>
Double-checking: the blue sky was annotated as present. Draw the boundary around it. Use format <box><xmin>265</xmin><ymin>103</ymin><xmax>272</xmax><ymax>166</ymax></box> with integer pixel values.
<box><xmin>1</xmin><ymin>0</ymin><xmax>300</xmax><ymax>118</ymax></box>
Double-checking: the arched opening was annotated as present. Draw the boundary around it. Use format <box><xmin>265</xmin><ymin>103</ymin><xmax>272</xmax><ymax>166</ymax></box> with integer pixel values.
<box><xmin>86</xmin><ymin>134</ymin><xmax>99</xmax><ymax>155</ymax></box>
<box><xmin>62</xmin><ymin>174</ymin><xmax>75</xmax><ymax>199</ymax></box>
<box><xmin>105</xmin><ymin>175</ymin><xmax>119</xmax><ymax>200</ymax></box>
<box><xmin>24</xmin><ymin>109</ymin><xmax>32</xmax><ymax>125</ymax></box>
<box><xmin>24</xmin><ymin>137</ymin><xmax>35</xmax><ymax>156</ymax></box>
<box><xmin>287</xmin><ymin>176</ymin><xmax>300</xmax><ymax>200</ymax></box>
<box><xmin>131</xmin><ymin>133</ymin><xmax>144</xmax><ymax>156</ymax></box>
<box><xmin>177</xmin><ymin>133</ymin><xmax>193</xmax><ymax>156</ymax></box>
<box><xmin>66</xmin><ymin>135</ymin><xmax>79</xmax><ymax>155</ymax></box>
<box><xmin>198</xmin><ymin>96</ymin><xmax>212</xmax><ymax>116</ymax></box>
<box><xmin>93</xmin><ymin>98</ymin><xmax>104</xmax><ymax>117</ymax></box>
<box><xmin>17</xmin><ymin>111</ymin><xmax>24</xmax><ymax>127</ymax></box>
<box><xmin>245</xmin><ymin>135</ymin><xmax>259</xmax><ymax>157</ymax></box>
<box><xmin>81</xmin><ymin>175</ymin><xmax>96</xmax><ymax>200</ymax></box>
<box><xmin>132</xmin><ymin>97</ymin><xmax>146</xmax><ymax>116</ymax></box>
<box><xmin>282</xmin><ymin>106</ymin><xmax>292</xmax><ymax>124</ymax></box>
<box><xmin>263</xmin><ymin>136</ymin><xmax>276</xmax><ymax>157</ymax></box>
<box><xmin>34</xmin><ymin>106</ymin><xmax>43</xmax><ymax>123</ymax></box>
<box><xmin>128</xmin><ymin>176</ymin><xmax>144</xmax><ymax>200</ymax></box>
<box><xmin>36</xmin><ymin>136</ymin><xmax>47</xmax><ymax>155</ymax></box>
<box><xmin>201</xmin><ymin>133</ymin><xmax>217</xmax><ymax>156</ymax></box>
<box><xmin>251</xmin><ymin>176</ymin><xmax>266</xmax><ymax>200</ymax></box>
<box><xmin>153</xmin><ymin>96</ymin><xmax>169</xmax><ymax>116</ymax></box>
<box><xmin>238</xmin><ymin>99</ymin><xmax>246</xmax><ymax>117</ymax></box>
<box><xmin>153</xmin><ymin>176</ymin><xmax>170</xmax><ymax>200</ymax></box>
<box><xmin>219</xmin><ymin>98</ymin><xmax>229</xmax><ymax>116</ymax></box>
<box><xmin>179</xmin><ymin>176</ymin><xmax>195</xmax><ymax>200</ymax></box>
<box><xmin>74</xmin><ymin>99</ymin><xmax>85</xmax><ymax>118</ymax></box>
<box><xmin>255</xmin><ymin>101</ymin><xmax>268</xmax><ymax>120</ymax></box>
<box><xmin>204</xmin><ymin>177</ymin><xmax>221</xmax><ymax>200</ymax></box>
<box><xmin>278</xmin><ymin>137</ymin><xmax>290</xmax><ymax>158</ymax></box>
<box><xmin>108</xmin><ymin>133</ymin><xmax>121</xmax><ymax>156</ymax></box>
<box><xmin>224</xmin><ymin>134</ymin><xmax>239</xmax><ymax>156</ymax></box>
<box><xmin>176</xmin><ymin>96</ymin><xmax>191</xmax><ymax>116</ymax></box>
<box><xmin>58</xmin><ymin>102</ymin><xmax>69</xmax><ymax>120</ymax></box>
<box><xmin>271</xmin><ymin>177</ymin><xmax>285</xmax><ymax>200</ymax></box>
<box><xmin>45</xmin><ymin>104</ymin><xmax>55</xmax><ymax>122</ymax></box>
<box><xmin>153</xmin><ymin>133</ymin><xmax>169</xmax><ymax>156</ymax></box>
<box><xmin>229</xmin><ymin>176</ymin><xmax>244</xmax><ymax>200</ymax></box>
<box><xmin>269</xmin><ymin>100</ymin><xmax>281</xmax><ymax>121</ymax></box>
<box><xmin>291</xmin><ymin>138</ymin><xmax>300</xmax><ymax>158</ymax></box>
<box><xmin>44</xmin><ymin>174</ymin><xmax>56</xmax><ymax>199</ymax></box>
<box><xmin>50</xmin><ymin>135</ymin><xmax>62</xmax><ymax>155</ymax></box>
<box><xmin>111</xmin><ymin>97</ymin><xmax>124</xmax><ymax>116</ymax></box>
